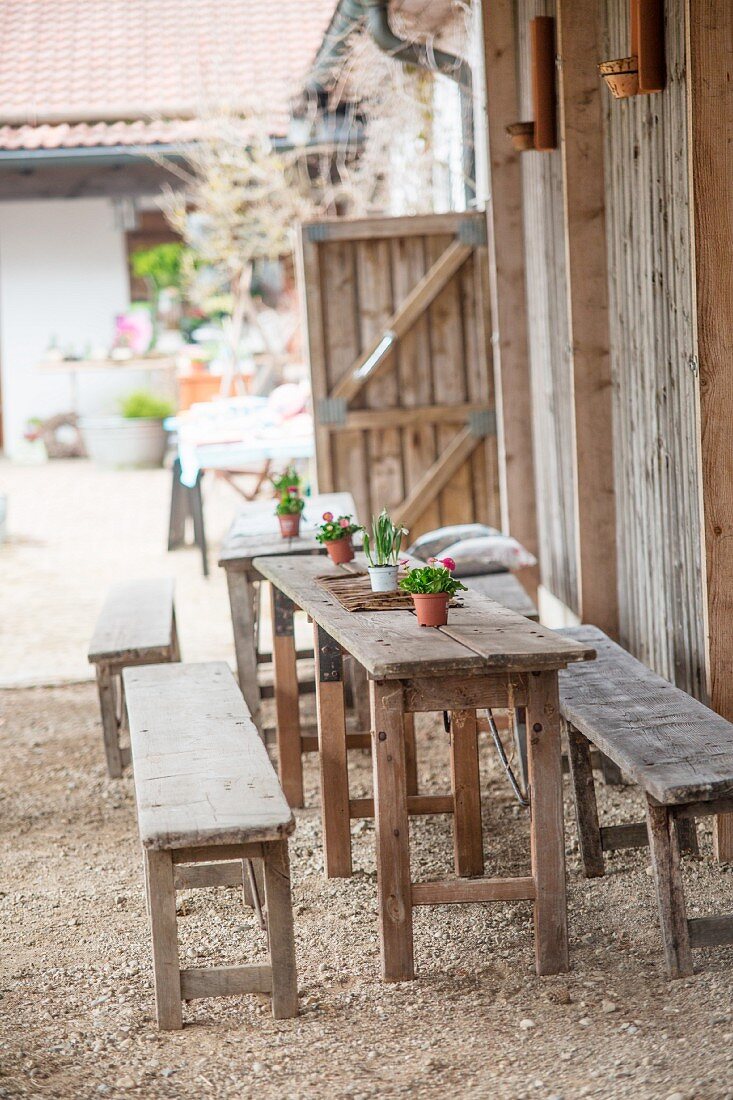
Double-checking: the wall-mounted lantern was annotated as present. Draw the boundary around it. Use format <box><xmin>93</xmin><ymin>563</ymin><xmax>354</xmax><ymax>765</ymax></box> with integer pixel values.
<box><xmin>600</xmin><ymin>0</ymin><xmax>665</xmax><ymax>99</ymax></box>
<box><xmin>506</xmin><ymin>16</ymin><xmax>557</xmax><ymax>153</ymax></box>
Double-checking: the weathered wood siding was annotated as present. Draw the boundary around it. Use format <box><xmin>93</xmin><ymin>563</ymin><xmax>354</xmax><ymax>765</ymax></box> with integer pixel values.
<box><xmin>602</xmin><ymin>0</ymin><xmax>707</xmax><ymax>696</ymax></box>
<box><xmin>516</xmin><ymin>0</ymin><xmax>580</xmax><ymax>613</ymax></box>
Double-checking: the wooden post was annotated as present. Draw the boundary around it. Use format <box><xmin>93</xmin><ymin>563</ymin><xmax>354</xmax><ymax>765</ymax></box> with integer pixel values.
<box><xmin>262</xmin><ymin>840</ymin><xmax>299</xmax><ymax>1019</ymax></box>
<box><xmin>480</xmin><ymin>0</ymin><xmax>540</xmax><ymax>599</ymax></box>
<box><xmin>449</xmin><ymin>710</ymin><xmax>484</xmax><ymax>877</ymax></box>
<box><xmin>370</xmin><ymin>679</ymin><xmax>414</xmax><ymax>982</ymax></box>
<box><xmin>225</xmin><ymin>569</ymin><xmax>262</xmax><ymax>732</ymax></box>
<box><xmin>96</xmin><ymin>663</ymin><xmax>123</xmax><ymax>778</ymax></box>
<box><xmin>689</xmin><ymin>1</ymin><xmax>733</xmax><ymax>860</ymax></box>
<box><xmin>270</xmin><ymin>587</ymin><xmax>304</xmax><ymax>808</ymax></box>
<box><xmin>314</xmin><ymin>624</ymin><xmax>352</xmax><ymax>878</ymax></box>
<box><xmin>145</xmin><ymin>849</ymin><xmax>182</xmax><ymax>1031</ymax></box>
<box><xmin>555</xmin><ymin>0</ymin><xmax>619</xmax><ymax>638</ymax></box>
<box><xmin>527</xmin><ymin>671</ymin><xmax>569</xmax><ymax>975</ymax></box>
<box><xmin>645</xmin><ymin>798</ymin><xmax>693</xmax><ymax>978</ymax></box>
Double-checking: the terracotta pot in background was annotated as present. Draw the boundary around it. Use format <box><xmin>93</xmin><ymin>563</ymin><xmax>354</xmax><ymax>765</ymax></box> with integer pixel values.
<box><xmin>411</xmin><ymin>593</ymin><xmax>450</xmax><ymax>628</ymax></box>
<box><xmin>278</xmin><ymin>513</ymin><xmax>301</xmax><ymax>539</ymax></box>
<box><xmin>599</xmin><ymin>57</ymin><xmax>639</xmax><ymax>99</ymax></box>
<box><xmin>506</xmin><ymin>121</ymin><xmax>535</xmax><ymax>152</ymax></box>
<box><xmin>326</xmin><ymin>537</ymin><xmax>354</xmax><ymax>565</ymax></box>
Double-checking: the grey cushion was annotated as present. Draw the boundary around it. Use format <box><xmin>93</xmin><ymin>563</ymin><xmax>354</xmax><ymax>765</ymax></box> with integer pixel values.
<box><xmin>408</xmin><ymin>524</ymin><xmax>499</xmax><ymax>562</ymax></box>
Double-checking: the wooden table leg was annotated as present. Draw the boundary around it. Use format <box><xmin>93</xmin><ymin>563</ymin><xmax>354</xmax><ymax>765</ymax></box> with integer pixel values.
<box><xmin>527</xmin><ymin>671</ymin><xmax>569</xmax><ymax>975</ymax></box>
<box><xmin>225</xmin><ymin>568</ymin><xmax>262</xmax><ymax>733</ymax></box>
<box><xmin>271</xmin><ymin>587</ymin><xmax>304</xmax><ymax>808</ymax></box>
<box><xmin>370</xmin><ymin>679</ymin><xmax>414</xmax><ymax>981</ymax></box>
<box><xmin>404</xmin><ymin>713</ymin><xmax>419</xmax><ymax>796</ymax></box>
<box><xmin>314</xmin><ymin>624</ymin><xmax>352</xmax><ymax>877</ymax></box>
<box><xmin>450</xmin><ymin>709</ymin><xmax>484</xmax><ymax>877</ymax></box>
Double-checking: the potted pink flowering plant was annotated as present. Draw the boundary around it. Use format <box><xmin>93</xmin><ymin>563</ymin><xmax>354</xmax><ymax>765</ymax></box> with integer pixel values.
<box><xmin>315</xmin><ymin>512</ymin><xmax>361</xmax><ymax>565</ymax></box>
<box><xmin>398</xmin><ymin>556</ymin><xmax>467</xmax><ymax>627</ymax></box>
<box><xmin>273</xmin><ymin>466</ymin><xmax>306</xmax><ymax>538</ymax></box>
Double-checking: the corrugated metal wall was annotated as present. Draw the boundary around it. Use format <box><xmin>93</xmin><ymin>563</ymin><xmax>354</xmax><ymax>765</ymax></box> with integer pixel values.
<box><xmin>516</xmin><ymin>0</ymin><xmax>580</xmax><ymax>613</ymax></box>
<box><xmin>602</xmin><ymin>0</ymin><xmax>707</xmax><ymax>695</ymax></box>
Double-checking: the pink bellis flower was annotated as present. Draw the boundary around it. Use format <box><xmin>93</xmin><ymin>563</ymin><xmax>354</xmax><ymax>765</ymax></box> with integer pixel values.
<box><xmin>322</xmin><ymin>511</ymin><xmax>334</xmax><ymax>521</ymax></box>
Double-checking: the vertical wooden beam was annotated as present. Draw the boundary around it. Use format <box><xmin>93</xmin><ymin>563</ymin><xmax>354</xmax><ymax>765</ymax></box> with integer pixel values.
<box><xmin>556</xmin><ymin>0</ymin><xmax>619</xmax><ymax>639</ymax></box>
<box><xmin>690</xmin><ymin>0</ymin><xmax>733</xmax><ymax>859</ymax></box>
<box><xmin>480</xmin><ymin>0</ymin><xmax>540</xmax><ymax>599</ymax></box>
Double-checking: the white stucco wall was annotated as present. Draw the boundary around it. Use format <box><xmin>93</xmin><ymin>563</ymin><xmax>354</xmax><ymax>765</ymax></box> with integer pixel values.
<box><xmin>0</xmin><ymin>198</ymin><xmax>133</xmax><ymax>456</ymax></box>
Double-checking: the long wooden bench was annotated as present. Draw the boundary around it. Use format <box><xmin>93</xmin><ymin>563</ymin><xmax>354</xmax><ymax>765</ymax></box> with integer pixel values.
<box><xmin>558</xmin><ymin>625</ymin><xmax>733</xmax><ymax>978</ymax></box>
<box><xmin>123</xmin><ymin>660</ymin><xmax>298</xmax><ymax>1030</ymax></box>
<box><xmin>88</xmin><ymin>578</ymin><xmax>179</xmax><ymax>778</ymax></box>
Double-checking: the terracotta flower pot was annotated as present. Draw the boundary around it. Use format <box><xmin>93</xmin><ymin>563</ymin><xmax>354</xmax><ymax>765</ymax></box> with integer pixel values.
<box><xmin>411</xmin><ymin>593</ymin><xmax>450</xmax><ymax>628</ymax></box>
<box><xmin>506</xmin><ymin>121</ymin><xmax>535</xmax><ymax>152</ymax></box>
<box><xmin>599</xmin><ymin>57</ymin><xmax>639</xmax><ymax>99</ymax></box>
<box><xmin>278</xmin><ymin>513</ymin><xmax>301</xmax><ymax>539</ymax></box>
<box><xmin>326</xmin><ymin>536</ymin><xmax>354</xmax><ymax>565</ymax></box>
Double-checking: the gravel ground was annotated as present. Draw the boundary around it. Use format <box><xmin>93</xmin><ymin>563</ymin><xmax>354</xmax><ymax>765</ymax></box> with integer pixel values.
<box><xmin>3</xmin><ymin>684</ymin><xmax>733</xmax><ymax>1099</ymax></box>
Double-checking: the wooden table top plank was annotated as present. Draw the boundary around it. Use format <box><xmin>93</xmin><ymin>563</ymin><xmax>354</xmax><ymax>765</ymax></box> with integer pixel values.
<box><xmin>558</xmin><ymin>626</ymin><xmax>733</xmax><ymax>804</ymax></box>
<box><xmin>253</xmin><ymin>554</ymin><xmax>594</xmax><ymax>678</ymax></box>
<box><xmin>440</xmin><ymin>602</ymin><xmax>595</xmax><ymax>670</ymax></box>
<box><xmin>219</xmin><ymin>491</ymin><xmax>357</xmax><ymax>566</ymax></box>
<box><xmin>88</xmin><ymin>577</ymin><xmax>175</xmax><ymax>662</ymax></box>
<box><xmin>124</xmin><ymin>661</ymin><xmax>294</xmax><ymax>849</ymax></box>
<box><xmin>253</xmin><ymin>554</ymin><xmax>485</xmax><ymax>678</ymax></box>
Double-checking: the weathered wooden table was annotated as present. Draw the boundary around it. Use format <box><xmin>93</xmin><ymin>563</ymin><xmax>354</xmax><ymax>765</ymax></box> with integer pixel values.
<box><xmin>218</xmin><ymin>491</ymin><xmax>357</xmax><ymax>732</ymax></box>
<box><xmin>253</xmin><ymin>553</ymin><xmax>595</xmax><ymax>982</ymax></box>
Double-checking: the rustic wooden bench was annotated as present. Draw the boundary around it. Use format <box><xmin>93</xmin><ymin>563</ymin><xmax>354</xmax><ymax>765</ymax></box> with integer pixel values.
<box><xmin>558</xmin><ymin>625</ymin><xmax>733</xmax><ymax>978</ymax></box>
<box><xmin>88</xmin><ymin>578</ymin><xmax>179</xmax><ymax>778</ymax></box>
<box><xmin>123</xmin><ymin>661</ymin><xmax>298</xmax><ymax>1030</ymax></box>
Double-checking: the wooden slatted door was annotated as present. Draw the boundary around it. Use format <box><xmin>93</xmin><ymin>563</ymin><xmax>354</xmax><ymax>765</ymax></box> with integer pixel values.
<box><xmin>298</xmin><ymin>212</ymin><xmax>500</xmax><ymax>541</ymax></box>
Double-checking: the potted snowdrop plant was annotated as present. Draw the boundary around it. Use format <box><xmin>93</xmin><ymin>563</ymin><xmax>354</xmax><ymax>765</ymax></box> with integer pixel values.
<box><xmin>362</xmin><ymin>510</ymin><xmax>407</xmax><ymax>593</ymax></box>
<box><xmin>398</xmin><ymin>556</ymin><xmax>467</xmax><ymax>627</ymax></box>
<box><xmin>273</xmin><ymin>467</ymin><xmax>306</xmax><ymax>539</ymax></box>
<box><xmin>315</xmin><ymin>511</ymin><xmax>361</xmax><ymax>565</ymax></box>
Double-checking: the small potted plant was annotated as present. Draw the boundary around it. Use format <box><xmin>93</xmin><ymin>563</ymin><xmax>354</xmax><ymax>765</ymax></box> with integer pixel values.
<box><xmin>315</xmin><ymin>511</ymin><xmax>361</xmax><ymax>565</ymax></box>
<box><xmin>273</xmin><ymin>467</ymin><xmax>305</xmax><ymax>539</ymax></box>
<box><xmin>398</xmin><ymin>557</ymin><xmax>467</xmax><ymax>627</ymax></box>
<box><xmin>362</xmin><ymin>510</ymin><xmax>407</xmax><ymax>593</ymax></box>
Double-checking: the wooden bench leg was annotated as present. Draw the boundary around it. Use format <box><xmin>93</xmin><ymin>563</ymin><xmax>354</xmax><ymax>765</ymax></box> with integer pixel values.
<box><xmin>145</xmin><ymin>850</ymin><xmax>183</xmax><ymax>1030</ymax></box>
<box><xmin>566</xmin><ymin>725</ymin><xmax>605</xmax><ymax>878</ymax></box>
<box><xmin>404</xmin><ymin>713</ymin><xmax>419</xmax><ymax>797</ymax></box>
<box><xmin>676</xmin><ymin>817</ymin><xmax>700</xmax><ymax>858</ymax></box>
<box><xmin>271</xmin><ymin>589</ymin><xmax>304</xmax><ymax>808</ymax></box>
<box><xmin>262</xmin><ymin>841</ymin><xmax>298</xmax><ymax>1019</ymax></box>
<box><xmin>371</xmin><ymin>679</ymin><xmax>414</xmax><ymax>982</ymax></box>
<box><xmin>225</xmin><ymin>568</ymin><xmax>262</xmax><ymax>733</ymax></box>
<box><xmin>170</xmin><ymin>612</ymin><xmax>182</xmax><ymax>663</ymax></box>
<box><xmin>450</xmin><ymin>710</ymin><xmax>484</xmax><ymax>877</ymax></box>
<box><xmin>645</xmin><ymin>798</ymin><xmax>694</xmax><ymax>978</ymax></box>
<box><xmin>514</xmin><ymin>706</ymin><xmax>529</xmax><ymax>791</ymax></box>
<box><xmin>190</xmin><ymin>471</ymin><xmax>208</xmax><ymax>577</ymax></box>
<box><xmin>599</xmin><ymin>753</ymin><xmax>623</xmax><ymax>786</ymax></box>
<box><xmin>96</xmin><ymin>664</ymin><xmax>123</xmax><ymax>778</ymax></box>
<box><xmin>314</xmin><ymin>624</ymin><xmax>352</xmax><ymax>877</ymax></box>
<box><xmin>527</xmin><ymin>671</ymin><xmax>569</xmax><ymax>976</ymax></box>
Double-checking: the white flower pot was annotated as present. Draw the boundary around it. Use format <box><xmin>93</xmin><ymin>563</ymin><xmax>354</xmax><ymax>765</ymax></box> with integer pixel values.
<box><xmin>80</xmin><ymin>416</ymin><xmax>168</xmax><ymax>469</ymax></box>
<box><xmin>367</xmin><ymin>565</ymin><xmax>399</xmax><ymax>593</ymax></box>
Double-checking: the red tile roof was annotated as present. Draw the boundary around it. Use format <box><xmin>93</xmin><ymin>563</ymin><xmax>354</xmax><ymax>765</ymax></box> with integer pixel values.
<box><xmin>0</xmin><ymin>0</ymin><xmax>338</xmax><ymax>151</ymax></box>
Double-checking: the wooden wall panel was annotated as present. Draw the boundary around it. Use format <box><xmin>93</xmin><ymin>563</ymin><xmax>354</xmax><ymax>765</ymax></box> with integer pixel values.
<box><xmin>602</xmin><ymin>0</ymin><xmax>706</xmax><ymax>696</ymax></box>
<box><xmin>480</xmin><ymin>0</ymin><xmax>541</xmax><ymax>600</ymax></box>
<box><xmin>517</xmin><ymin>0</ymin><xmax>580</xmax><ymax>613</ymax></box>
<box><xmin>689</xmin><ymin>0</ymin><xmax>733</xmax><ymax>854</ymax></box>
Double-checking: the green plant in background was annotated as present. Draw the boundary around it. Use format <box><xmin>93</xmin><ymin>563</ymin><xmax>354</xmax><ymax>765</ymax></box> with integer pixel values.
<box><xmin>271</xmin><ymin>466</ymin><xmax>302</xmax><ymax>496</ymax></box>
<box><xmin>121</xmin><ymin>391</ymin><xmax>175</xmax><ymax>420</ymax></box>
<box><xmin>398</xmin><ymin>563</ymin><xmax>467</xmax><ymax>596</ymax></box>
<box><xmin>131</xmin><ymin>243</ymin><xmax>185</xmax><ymax>294</ymax></box>
<box><xmin>362</xmin><ymin>510</ymin><xmax>407</xmax><ymax>567</ymax></box>
<box><xmin>275</xmin><ymin>486</ymin><xmax>306</xmax><ymax>516</ymax></box>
